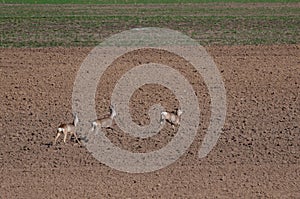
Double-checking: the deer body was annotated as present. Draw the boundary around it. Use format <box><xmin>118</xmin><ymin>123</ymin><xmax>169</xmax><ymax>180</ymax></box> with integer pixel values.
<box><xmin>91</xmin><ymin>105</ymin><xmax>116</xmax><ymax>131</ymax></box>
<box><xmin>161</xmin><ymin>109</ymin><xmax>183</xmax><ymax>129</ymax></box>
<box><xmin>54</xmin><ymin>113</ymin><xmax>81</xmax><ymax>145</ymax></box>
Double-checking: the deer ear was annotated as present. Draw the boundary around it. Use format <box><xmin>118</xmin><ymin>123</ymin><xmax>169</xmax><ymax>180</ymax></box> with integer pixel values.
<box><xmin>178</xmin><ymin>109</ymin><xmax>183</xmax><ymax>115</ymax></box>
<box><xmin>74</xmin><ymin>113</ymin><xmax>79</xmax><ymax>120</ymax></box>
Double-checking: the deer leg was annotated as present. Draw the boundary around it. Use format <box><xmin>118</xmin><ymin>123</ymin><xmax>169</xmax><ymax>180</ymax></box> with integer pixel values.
<box><xmin>72</xmin><ymin>132</ymin><xmax>81</xmax><ymax>145</ymax></box>
<box><xmin>54</xmin><ymin>132</ymin><xmax>61</xmax><ymax>145</ymax></box>
<box><xmin>63</xmin><ymin>131</ymin><xmax>68</xmax><ymax>143</ymax></box>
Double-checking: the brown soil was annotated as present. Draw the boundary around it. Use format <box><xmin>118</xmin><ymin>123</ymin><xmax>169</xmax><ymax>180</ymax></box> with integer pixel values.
<box><xmin>0</xmin><ymin>45</ymin><xmax>299</xmax><ymax>198</ymax></box>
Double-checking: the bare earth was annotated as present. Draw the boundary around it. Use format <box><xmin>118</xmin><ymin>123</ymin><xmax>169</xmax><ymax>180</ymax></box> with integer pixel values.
<box><xmin>0</xmin><ymin>45</ymin><xmax>299</xmax><ymax>198</ymax></box>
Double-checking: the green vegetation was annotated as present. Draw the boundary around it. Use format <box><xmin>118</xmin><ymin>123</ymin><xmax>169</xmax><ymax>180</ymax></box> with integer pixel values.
<box><xmin>0</xmin><ymin>3</ymin><xmax>299</xmax><ymax>47</ymax></box>
<box><xmin>2</xmin><ymin>0</ymin><xmax>299</xmax><ymax>4</ymax></box>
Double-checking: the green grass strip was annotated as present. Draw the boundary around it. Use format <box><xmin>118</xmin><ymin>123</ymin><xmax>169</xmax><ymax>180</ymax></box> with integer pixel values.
<box><xmin>0</xmin><ymin>4</ymin><xmax>299</xmax><ymax>47</ymax></box>
<box><xmin>1</xmin><ymin>0</ymin><xmax>300</xmax><ymax>4</ymax></box>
